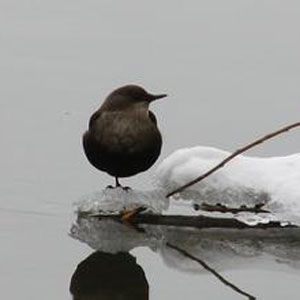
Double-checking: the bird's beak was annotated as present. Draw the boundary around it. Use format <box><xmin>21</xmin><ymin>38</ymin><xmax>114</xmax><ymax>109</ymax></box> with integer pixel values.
<box><xmin>148</xmin><ymin>93</ymin><xmax>168</xmax><ymax>101</ymax></box>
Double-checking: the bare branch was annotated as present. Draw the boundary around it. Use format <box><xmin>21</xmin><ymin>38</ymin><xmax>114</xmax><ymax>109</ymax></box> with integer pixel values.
<box><xmin>167</xmin><ymin>121</ymin><xmax>300</xmax><ymax>198</ymax></box>
<box><xmin>196</xmin><ymin>202</ymin><xmax>270</xmax><ymax>214</ymax></box>
<box><xmin>166</xmin><ymin>242</ymin><xmax>256</xmax><ymax>300</ymax></box>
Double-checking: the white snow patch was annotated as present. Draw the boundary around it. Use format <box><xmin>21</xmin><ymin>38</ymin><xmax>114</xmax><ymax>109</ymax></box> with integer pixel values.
<box><xmin>156</xmin><ymin>146</ymin><xmax>300</xmax><ymax>225</ymax></box>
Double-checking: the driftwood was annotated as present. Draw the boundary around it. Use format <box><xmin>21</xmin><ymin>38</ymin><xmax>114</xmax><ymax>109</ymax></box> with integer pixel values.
<box><xmin>196</xmin><ymin>202</ymin><xmax>270</xmax><ymax>214</ymax></box>
<box><xmin>78</xmin><ymin>207</ymin><xmax>298</xmax><ymax>300</ymax></box>
<box><xmin>82</xmin><ymin>210</ymin><xmax>297</xmax><ymax>230</ymax></box>
<box><xmin>79</xmin><ymin>210</ymin><xmax>288</xmax><ymax>300</ymax></box>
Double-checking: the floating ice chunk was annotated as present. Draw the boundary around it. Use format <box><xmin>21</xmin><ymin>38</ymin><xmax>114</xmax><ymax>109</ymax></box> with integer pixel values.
<box><xmin>156</xmin><ymin>146</ymin><xmax>300</xmax><ymax>225</ymax></box>
<box><xmin>70</xmin><ymin>208</ymin><xmax>300</xmax><ymax>268</ymax></box>
<box><xmin>161</xmin><ymin>227</ymin><xmax>300</xmax><ymax>272</ymax></box>
<box><xmin>75</xmin><ymin>187</ymin><xmax>169</xmax><ymax>214</ymax></box>
<box><xmin>70</xmin><ymin>151</ymin><xmax>300</xmax><ymax>261</ymax></box>
<box><xmin>235</xmin><ymin>212</ymin><xmax>280</xmax><ymax>226</ymax></box>
<box><xmin>164</xmin><ymin>198</ymin><xmax>199</xmax><ymax>216</ymax></box>
<box><xmin>70</xmin><ymin>186</ymin><xmax>300</xmax><ymax>269</ymax></box>
<box><xmin>70</xmin><ymin>216</ymin><xmax>163</xmax><ymax>253</ymax></box>
<box><xmin>70</xmin><ymin>188</ymin><xmax>168</xmax><ymax>253</ymax></box>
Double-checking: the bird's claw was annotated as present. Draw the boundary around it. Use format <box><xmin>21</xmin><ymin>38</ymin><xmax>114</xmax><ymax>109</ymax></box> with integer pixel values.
<box><xmin>122</xmin><ymin>186</ymin><xmax>131</xmax><ymax>191</ymax></box>
<box><xmin>106</xmin><ymin>184</ymin><xmax>132</xmax><ymax>191</ymax></box>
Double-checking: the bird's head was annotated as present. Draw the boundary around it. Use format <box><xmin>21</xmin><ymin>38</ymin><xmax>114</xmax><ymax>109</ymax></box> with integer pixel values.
<box><xmin>102</xmin><ymin>85</ymin><xmax>167</xmax><ymax>111</ymax></box>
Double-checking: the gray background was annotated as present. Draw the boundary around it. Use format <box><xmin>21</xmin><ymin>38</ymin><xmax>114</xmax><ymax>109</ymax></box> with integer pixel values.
<box><xmin>1</xmin><ymin>1</ymin><xmax>300</xmax><ymax>299</ymax></box>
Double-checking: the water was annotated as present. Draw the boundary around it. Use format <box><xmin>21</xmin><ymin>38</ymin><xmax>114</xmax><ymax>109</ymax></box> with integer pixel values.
<box><xmin>1</xmin><ymin>1</ymin><xmax>300</xmax><ymax>299</ymax></box>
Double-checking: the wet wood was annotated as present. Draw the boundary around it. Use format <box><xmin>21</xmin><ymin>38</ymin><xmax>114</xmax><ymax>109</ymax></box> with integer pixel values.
<box><xmin>80</xmin><ymin>210</ymin><xmax>297</xmax><ymax>230</ymax></box>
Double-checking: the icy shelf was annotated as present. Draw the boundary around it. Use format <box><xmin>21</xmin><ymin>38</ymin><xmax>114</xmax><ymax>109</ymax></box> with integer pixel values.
<box><xmin>70</xmin><ymin>146</ymin><xmax>300</xmax><ymax>269</ymax></box>
<box><xmin>70</xmin><ymin>202</ymin><xmax>300</xmax><ymax>271</ymax></box>
<box><xmin>156</xmin><ymin>146</ymin><xmax>300</xmax><ymax>225</ymax></box>
<box><xmin>71</xmin><ymin>188</ymin><xmax>168</xmax><ymax>253</ymax></box>
<box><xmin>75</xmin><ymin>187</ymin><xmax>169</xmax><ymax>214</ymax></box>
<box><xmin>161</xmin><ymin>227</ymin><xmax>300</xmax><ymax>272</ymax></box>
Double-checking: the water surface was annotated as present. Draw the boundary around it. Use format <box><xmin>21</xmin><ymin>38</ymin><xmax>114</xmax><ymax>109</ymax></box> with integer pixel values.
<box><xmin>1</xmin><ymin>1</ymin><xmax>300</xmax><ymax>299</ymax></box>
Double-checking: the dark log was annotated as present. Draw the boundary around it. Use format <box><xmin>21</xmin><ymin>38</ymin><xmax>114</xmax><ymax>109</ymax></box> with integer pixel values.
<box><xmin>80</xmin><ymin>211</ymin><xmax>297</xmax><ymax>230</ymax></box>
<box><xmin>195</xmin><ymin>202</ymin><xmax>270</xmax><ymax>214</ymax></box>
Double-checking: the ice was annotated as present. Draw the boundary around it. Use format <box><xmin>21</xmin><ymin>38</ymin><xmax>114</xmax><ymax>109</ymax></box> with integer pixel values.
<box><xmin>70</xmin><ymin>208</ymin><xmax>300</xmax><ymax>270</ymax></box>
<box><xmin>161</xmin><ymin>227</ymin><xmax>300</xmax><ymax>272</ymax></box>
<box><xmin>70</xmin><ymin>216</ymin><xmax>163</xmax><ymax>253</ymax></box>
<box><xmin>70</xmin><ymin>146</ymin><xmax>300</xmax><ymax>268</ymax></box>
<box><xmin>156</xmin><ymin>146</ymin><xmax>300</xmax><ymax>225</ymax></box>
<box><xmin>70</xmin><ymin>188</ymin><xmax>167</xmax><ymax>253</ymax></box>
<box><xmin>74</xmin><ymin>187</ymin><xmax>169</xmax><ymax>214</ymax></box>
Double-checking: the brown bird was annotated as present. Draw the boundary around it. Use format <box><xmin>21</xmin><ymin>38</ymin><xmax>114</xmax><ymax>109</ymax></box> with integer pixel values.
<box><xmin>70</xmin><ymin>251</ymin><xmax>149</xmax><ymax>300</ymax></box>
<box><xmin>83</xmin><ymin>85</ymin><xmax>167</xmax><ymax>188</ymax></box>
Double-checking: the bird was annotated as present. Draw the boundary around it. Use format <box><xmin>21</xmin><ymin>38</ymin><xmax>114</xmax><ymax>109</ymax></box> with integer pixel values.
<box><xmin>70</xmin><ymin>251</ymin><xmax>149</xmax><ymax>300</ymax></box>
<box><xmin>83</xmin><ymin>84</ymin><xmax>167</xmax><ymax>188</ymax></box>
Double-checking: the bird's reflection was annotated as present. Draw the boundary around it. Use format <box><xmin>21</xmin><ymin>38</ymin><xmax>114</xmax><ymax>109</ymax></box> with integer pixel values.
<box><xmin>70</xmin><ymin>251</ymin><xmax>149</xmax><ymax>300</ymax></box>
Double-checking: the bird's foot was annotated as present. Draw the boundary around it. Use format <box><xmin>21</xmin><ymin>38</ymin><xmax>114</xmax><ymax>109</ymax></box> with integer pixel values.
<box><xmin>121</xmin><ymin>186</ymin><xmax>132</xmax><ymax>191</ymax></box>
<box><xmin>108</xmin><ymin>185</ymin><xmax>132</xmax><ymax>191</ymax></box>
<box><xmin>114</xmin><ymin>177</ymin><xmax>131</xmax><ymax>190</ymax></box>
<box><xmin>106</xmin><ymin>185</ymin><xmax>115</xmax><ymax>189</ymax></box>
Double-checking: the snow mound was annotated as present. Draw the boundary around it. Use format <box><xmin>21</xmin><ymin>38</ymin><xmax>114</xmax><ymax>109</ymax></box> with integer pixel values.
<box><xmin>156</xmin><ymin>146</ymin><xmax>300</xmax><ymax>225</ymax></box>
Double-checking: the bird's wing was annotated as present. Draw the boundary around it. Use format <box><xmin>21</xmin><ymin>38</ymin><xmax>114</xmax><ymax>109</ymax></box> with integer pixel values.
<box><xmin>148</xmin><ymin>110</ymin><xmax>157</xmax><ymax>126</ymax></box>
<box><xmin>88</xmin><ymin>110</ymin><xmax>102</xmax><ymax>129</ymax></box>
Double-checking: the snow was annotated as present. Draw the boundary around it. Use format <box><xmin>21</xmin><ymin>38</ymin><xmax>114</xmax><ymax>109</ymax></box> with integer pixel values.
<box><xmin>156</xmin><ymin>146</ymin><xmax>300</xmax><ymax>225</ymax></box>
<box><xmin>72</xmin><ymin>147</ymin><xmax>300</xmax><ymax>228</ymax></box>
<box><xmin>70</xmin><ymin>146</ymin><xmax>300</xmax><ymax>269</ymax></box>
<box><xmin>75</xmin><ymin>187</ymin><xmax>169</xmax><ymax>214</ymax></box>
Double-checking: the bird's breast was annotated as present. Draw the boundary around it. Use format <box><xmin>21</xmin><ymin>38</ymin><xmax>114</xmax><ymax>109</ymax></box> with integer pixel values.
<box><xmin>91</xmin><ymin>111</ymin><xmax>162</xmax><ymax>154</ymax></box>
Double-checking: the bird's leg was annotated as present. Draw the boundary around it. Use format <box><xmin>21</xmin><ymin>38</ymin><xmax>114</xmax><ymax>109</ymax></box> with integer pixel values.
<box><xmin>115</xmin><ymin>177</ymin><xmax>131</xmax><ymax>191</ymax></box>
<box><xmin>122</xmin><ymin>186</ymin><xmax>131</xmax><ymax>191</ymax></box>
<box><xmin>105</xmin><ymin>178</ymin><xmax>121</xmax><ymax>189</ymax></box>
<box><xmin>115</xmin><ymin>177</ymin><xmax>121</xmax><ymax>188</ymax></box>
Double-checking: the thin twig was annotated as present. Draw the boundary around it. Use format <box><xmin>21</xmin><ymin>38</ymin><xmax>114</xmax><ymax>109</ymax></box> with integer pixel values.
<box><xmin>166</xmin><ymin>242</ymin><xmax>256</xmax><ymax>300</ymax></box>
<box><xmin>167</xmin><ymin>121</ymin><xmax>300</xmax><ymax>198</ymax></box>
<box><xmin>196</xmin><ymin>202</ymin><xmax>270</xmax><ymax>214</ymax></box>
